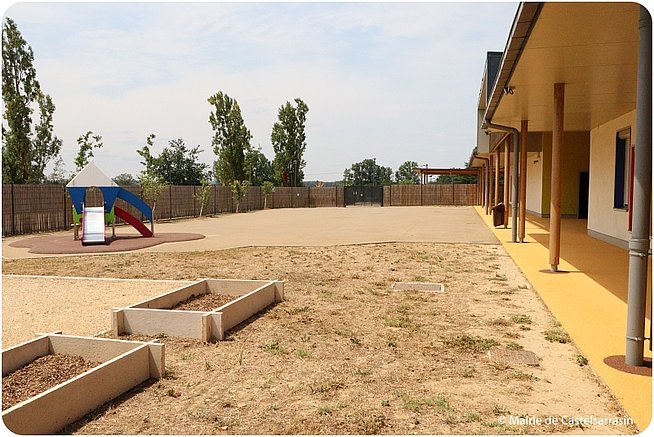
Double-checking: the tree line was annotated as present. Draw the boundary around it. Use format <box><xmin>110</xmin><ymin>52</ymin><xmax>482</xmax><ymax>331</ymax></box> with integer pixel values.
<box><xmin>3</xmin><ymin>17</ymin><xmax>475</xmax><ymax>194</ymax></box>
<box><xmin>342</xmin><ymin>159</ymin><xmax>476</xmax><ymax>186</ymax></box>
<box><xmin>1</xmin><ymin>17</ymin><xmax>309</xmax><ymax>193</ymax></box>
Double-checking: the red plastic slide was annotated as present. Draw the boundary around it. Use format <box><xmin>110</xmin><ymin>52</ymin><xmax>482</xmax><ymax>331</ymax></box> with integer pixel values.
<box><xmin>114</xmin><ymin>205</ymin><xmax>153</xmax><ymax>237</ymax></box>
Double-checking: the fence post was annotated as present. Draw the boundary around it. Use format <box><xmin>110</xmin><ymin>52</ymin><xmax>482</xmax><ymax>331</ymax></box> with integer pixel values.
<box><xmin>169</xmin><ymin>186</ymin><xmax>173</xmax><ymax>220</ymax></box>
<box><xmin>62</xmin><ymin>186</ymin><xmax>67</xmax><ymax>230</ymax></box>
<box><xmin>212</xmin><ymin>185</ymin><xmax>215</xmax><ymax>215</ymax></box>
<box><xmin>420</xmin><ymin>183</ymin><xmax>423</xmax><ymax>206</ymax></box>
<box><xmin>193</xmin><ymin>186</ymin><xmax>196</xmax><ymax>216</ymax></box>
<box><xmin>10</xmin><ymin>184</ymin><xmax>16</xmax><ymax>236</ymax></box>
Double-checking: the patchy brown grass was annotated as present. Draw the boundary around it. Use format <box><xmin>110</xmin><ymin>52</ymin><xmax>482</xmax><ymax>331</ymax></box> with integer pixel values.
<box><xmin>2</xmin><ymin>243</ymin><xmax>635</xmax><ymax>434</ymax></box>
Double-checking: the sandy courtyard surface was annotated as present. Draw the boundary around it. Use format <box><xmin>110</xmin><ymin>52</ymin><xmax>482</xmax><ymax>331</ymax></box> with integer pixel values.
<box><xmin>2</xmin><ymin>276</ymin><xmax>192</xmax><ymax>347</ymax></box>
<box><xmin>2</xmin><ymin>243</ymin><xmax>637</xmax><ymax>434</ymax></box>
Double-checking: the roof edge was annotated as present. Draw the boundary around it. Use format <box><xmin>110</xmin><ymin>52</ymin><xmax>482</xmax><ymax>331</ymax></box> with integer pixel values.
<box><xmin>483</xmin><ymin>2</ymin><xmax>544</xmax><ymax>128</ymax></box>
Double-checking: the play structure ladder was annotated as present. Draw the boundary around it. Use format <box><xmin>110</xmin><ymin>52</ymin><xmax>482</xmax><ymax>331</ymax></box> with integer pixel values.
<box><xmin>81</xmin><ymin>206</ymin><xmax>106</xmax><ymax>245</ymax></box>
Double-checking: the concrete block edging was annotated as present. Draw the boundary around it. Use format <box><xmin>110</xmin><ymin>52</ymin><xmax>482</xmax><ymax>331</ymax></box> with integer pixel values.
<box><xmin>112</xmin><ymin>278</ymin><xmax>284</xmax><ymax>342</ymax></box>
<box><xmin>2</xmin><ymin>333</ymin><xmax>164</xmax><ymax>435</ymax></box>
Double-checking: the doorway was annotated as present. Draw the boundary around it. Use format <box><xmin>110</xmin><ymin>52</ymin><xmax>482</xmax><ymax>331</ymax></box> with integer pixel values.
<box><xmin>578</xmin><ymin>172</ymin><xmax>589</xmax><ymax>219</ymax></box>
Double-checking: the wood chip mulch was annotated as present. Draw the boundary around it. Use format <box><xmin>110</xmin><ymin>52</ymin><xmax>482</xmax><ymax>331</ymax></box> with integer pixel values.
<box><xmin>2</xmin><ymin>354</ymin><xmax>100</xmax><ymax>410</ymax></box>
<box><xmin>170</xmin><ymin>293</ymin><xmax>237</xmax><ymax>311</ymax></box>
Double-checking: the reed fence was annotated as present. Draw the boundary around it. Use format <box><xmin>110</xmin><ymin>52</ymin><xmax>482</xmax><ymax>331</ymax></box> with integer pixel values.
<box><xmin>3</xmin><ymin>183</ymin><xmax>479</xmax><ymax>237</ymax></box>
<box><xmin>2</xmin><ymin>184</ymin><xmax>345</xmax><ymax>237</ymax></box>
<box><xmin>383</xmin><ymin>184</ymin><xmax>478</xmax><ymax>207</ymax></box>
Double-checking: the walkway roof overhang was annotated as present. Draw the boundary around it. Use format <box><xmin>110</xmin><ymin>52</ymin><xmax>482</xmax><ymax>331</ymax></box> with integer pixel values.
<box><xmin>484</xmin><ymin>2</ymin><xmax>640</xmax><ymax>133</ymax></box>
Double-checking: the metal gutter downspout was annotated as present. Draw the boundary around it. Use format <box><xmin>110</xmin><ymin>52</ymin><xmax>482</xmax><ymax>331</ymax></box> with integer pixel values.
<box><xmin>486</xmin><ymin>120</ymin><xmax>519</xmax><ymax>243</ymax></box>
<box><xmin>625</xmin><ymin>6</ymin><xmax>652</xmax><ymax>367</ymax></box>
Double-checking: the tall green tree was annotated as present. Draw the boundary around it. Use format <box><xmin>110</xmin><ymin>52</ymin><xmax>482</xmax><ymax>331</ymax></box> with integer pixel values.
<box><xmin>2</xmin><ymin>17</ymin><xmax>61</xmax><ymax>183</ymax></box>
<box><xmin>45</xmin><ymin>156</ymin><xmax>69</xmax><ymax>184</ymax></box>
<box><xmin>208</xmin><ymin>91</ymin><xmax>251</xmax><ymax>185</ymax></box>
<box><xmin>395</xmin><ymin>160</ymin><xmax>419</xmax><ymax>184</ymax></box>
<box><xmin>343</xmin><ymin>158</ymin><xmax>392</xmax><ymax>186</ymax></box>
<box><xmin>435</xmin><ymin>173</ymin><xmax>478</xmax><ymax>184</ymax></box>
<box><xmin>244</xmin><ymin>146</ymin><xmax>274</xmax><ymax>186</ymax></box>
<box><xmin>113</xmin><ymin>173</ymin><xmax>138</xmax><ymax>186</ymax></box>
<box><xmin>271</xmin><ymin>98</ymin><xmax>309</xmax><ymax>187</ymax></box>
<box><xmin>74</xmin><ymin>131</ymin><xmax>103</xmax><ymax>171</ymax></box>
<box><xmin>137</xmin><ymin>135</ymin><xmax>209</xmax><ymax>185</ymax></box>
<box><xmin>435</xmin><ymin>162</ymin><xmax>478</xmax><ymax>184</ymax></box>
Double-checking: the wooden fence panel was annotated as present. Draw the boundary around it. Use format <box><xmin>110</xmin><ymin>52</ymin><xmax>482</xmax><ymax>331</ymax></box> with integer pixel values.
<box><xmin>3</xmin><ymin>184</ymin><xmax>14</xmax><ymax>236</ymax></box>
<box><xmin>6</xmin><ymin>184</ymin><xmax>68</xmax><ymax>236</ymax></box>
<box><xmin>2</xmin><ymin>184</ymin><xmax>345</xmax><ymax>236</ymax></box>
<box><xmin>310</xmin><ymin>187</ymin><xmax>336</xmax><ymax>207</ymax></box>
<box><xmin>384</xmin><ymin>184</ymin><xmax>477</xmax><ymax>207</ymax></box>
<box><xmin>214</xmin><ymin>186</ymin><xmax>233</xmax><ymax>213</ymax></box>
<box><xmin>292</xmin><ymin>188</ymin><xmax>309</xmax><ymax>208</ymax></box>
<box><xmin>272</xmin><ymin>188</ymin><xmax>292</xmax><ymax>209</ymax></box>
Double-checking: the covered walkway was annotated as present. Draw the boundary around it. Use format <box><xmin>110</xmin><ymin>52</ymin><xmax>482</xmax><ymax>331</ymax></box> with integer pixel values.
<box><xmin>475</xmin><ymin>206</ymin><xmax>652</xmax><ymax>430</ymax></box>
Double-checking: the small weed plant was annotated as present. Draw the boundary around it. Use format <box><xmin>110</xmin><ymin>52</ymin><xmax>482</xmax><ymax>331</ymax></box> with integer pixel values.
<box><xmin>544</xmin><ymin>328</ymin><xmax>570</xmax><ymax>343</ymax></box>
<box><xmin>511</xmin><ymin>314</ymin><xmax>532</xmax><ymax>325</ymax></box>
<box><xmin>445</xmin><ymin>334</ymin><xmax>499</xmax><ymax>353</ymax></box>
<box><xmin>261</xmin><ymin>339</ymin><xmax>288</xmax><ymax>355</ymax></box>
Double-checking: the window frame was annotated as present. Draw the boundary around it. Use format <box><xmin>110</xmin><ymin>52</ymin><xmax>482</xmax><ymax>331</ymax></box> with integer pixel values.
<box><xmin>613</xmin><ymin>128</ymin><xmax>632</xmax><ymax>211</ymax></box>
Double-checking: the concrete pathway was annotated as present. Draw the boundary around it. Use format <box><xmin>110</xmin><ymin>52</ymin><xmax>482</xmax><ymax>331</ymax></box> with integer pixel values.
<box><xmin>474</xmin><ymin>206</ymin><xmax>652</xmax><ymax>430</ymax></box>
<box><xmin>2</xmin><ymin>206</ymin><xmax>498</xmax><ymax>259</ymax></box>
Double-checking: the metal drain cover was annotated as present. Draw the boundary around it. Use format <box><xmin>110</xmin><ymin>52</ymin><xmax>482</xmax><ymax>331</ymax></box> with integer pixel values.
<box><xmin>391</xmin><ymin>282</ymin><xmax>445</xmax><ymax>293</ymax></box>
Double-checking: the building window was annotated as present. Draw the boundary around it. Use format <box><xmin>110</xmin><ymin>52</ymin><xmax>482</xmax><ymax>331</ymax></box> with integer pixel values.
<box><xmin>613</xmin><ymin>128</ymin><xmax>632</xmax><ymax>210</ymax></box>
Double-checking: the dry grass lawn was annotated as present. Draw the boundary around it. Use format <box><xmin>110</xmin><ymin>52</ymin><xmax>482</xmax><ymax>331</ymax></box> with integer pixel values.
<box><xmin>2</xmin><ymin>243</ymin><xmax>636</xmax><ymax>434</ymax></box>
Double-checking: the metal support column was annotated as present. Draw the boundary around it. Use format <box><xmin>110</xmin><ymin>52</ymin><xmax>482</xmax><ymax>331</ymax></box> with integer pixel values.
<box><xmin>626</xmin><ymin>6</ymin><xmax>652</xmax><ymax>366</ymax></box>
<box><xmin>519</xmin><ymin>120</ymin><xmax>528</xmax><ymax>242</ymax></box>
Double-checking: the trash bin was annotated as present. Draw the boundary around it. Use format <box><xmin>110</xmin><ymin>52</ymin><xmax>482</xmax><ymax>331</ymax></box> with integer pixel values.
<box><xmin>492</xmin><ymin>202</ymin><xmax>505</xmax><ymax>227</ymax></box>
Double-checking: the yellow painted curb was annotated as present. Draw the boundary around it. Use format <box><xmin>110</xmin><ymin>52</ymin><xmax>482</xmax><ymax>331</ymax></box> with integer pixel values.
<box><xmin>474</xmin><ymin>206</ymin><xmax>652</xmax><ymax>431</ymax></box>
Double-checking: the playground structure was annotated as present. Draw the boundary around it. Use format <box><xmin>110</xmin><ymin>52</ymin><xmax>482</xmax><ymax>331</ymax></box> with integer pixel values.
<box><xmin>66</xmin><ymin>161</ymin><xmax>154</xmax><ymax>245</ymax></box>
<box><xmin>2</xmin><ymin>332</ymin><xmax>164</xmax><ymax>435</ymax></box>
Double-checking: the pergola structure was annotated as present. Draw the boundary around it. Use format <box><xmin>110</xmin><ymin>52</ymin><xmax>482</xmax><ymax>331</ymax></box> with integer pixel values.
<box><xmin>413</xmin><ymin>167</ymin><xmax>480</xmax><ymax>185</ymax></box>
<box><xmin>413</xmin><ymin>167</ymin><xmax>482</xmax><ymax>206</ymax></box>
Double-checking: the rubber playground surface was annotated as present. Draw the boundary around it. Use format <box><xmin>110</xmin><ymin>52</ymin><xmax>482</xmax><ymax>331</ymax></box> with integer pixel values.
<box><xmin>9</xmin><ymin>232</ymin><xmax>204</xmax><ymax>254</ymax></box>
<box><xmin>2</xmin><ymin>206</ymin><xmax>498</xmax><ymax>258</ymax></box>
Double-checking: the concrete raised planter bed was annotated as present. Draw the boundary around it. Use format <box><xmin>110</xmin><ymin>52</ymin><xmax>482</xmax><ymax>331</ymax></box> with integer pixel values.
<box><xmin>2</xmin><ymin>332</ymin><xmax>164</xmax><ymax>435</ymax></box>
<box><xmin>111</xmin><ymin>278</ymin><xmax>284</xmax><ymax>342</ymax></box>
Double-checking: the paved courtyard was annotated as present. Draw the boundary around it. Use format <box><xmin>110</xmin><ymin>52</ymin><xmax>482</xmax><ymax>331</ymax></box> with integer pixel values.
<box><xmin>2</xmin><ymin>206</ymin><xmax>498</xmax><ymax>259</ymax></box>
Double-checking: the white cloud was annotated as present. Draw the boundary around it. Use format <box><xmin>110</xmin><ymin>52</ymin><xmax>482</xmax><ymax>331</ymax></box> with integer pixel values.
<box><xmin>6</xmin><ymin>2</ymin><xmax>517</xmax><ymax>179</ymax></box>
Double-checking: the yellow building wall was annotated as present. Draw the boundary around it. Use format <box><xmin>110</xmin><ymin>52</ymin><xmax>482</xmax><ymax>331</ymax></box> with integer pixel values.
<box><xmin>588</xmin><ymin>110</ymin><xmax>636</xmax><ymax>245</ymax></box>
<box><xmin>540</xmin><ymin>131</ymin><xmax>590</xmax><ymax>217</ymax></box>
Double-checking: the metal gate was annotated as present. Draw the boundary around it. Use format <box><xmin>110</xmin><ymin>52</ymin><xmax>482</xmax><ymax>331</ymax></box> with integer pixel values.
<box><xmin>344</xmin><ymin>186</ymin><xmax>383</xmax><ymax>206</ymax></box>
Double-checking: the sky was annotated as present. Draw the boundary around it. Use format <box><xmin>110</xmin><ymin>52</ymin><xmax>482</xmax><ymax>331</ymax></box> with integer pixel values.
<box><xmin>5</xmin><ymin>1</ymin><xmax>518</xmax><ymax>181</ymax></box>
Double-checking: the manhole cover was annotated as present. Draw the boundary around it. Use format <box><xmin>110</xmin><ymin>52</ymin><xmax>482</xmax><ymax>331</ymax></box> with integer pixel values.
<box><xmin>488</xmin><ymin>347</ymin><xmax>540</xmax><ymax>366</ymax></box>
<box><xmin>391</xmin><ymin>282</ymin><xmax>445</xmax><ymax>293</ymax></box>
